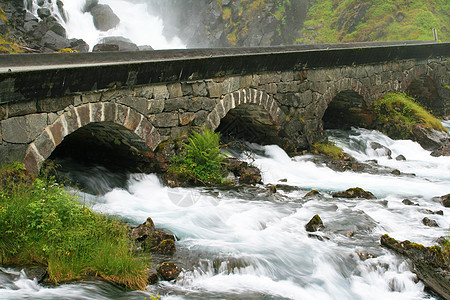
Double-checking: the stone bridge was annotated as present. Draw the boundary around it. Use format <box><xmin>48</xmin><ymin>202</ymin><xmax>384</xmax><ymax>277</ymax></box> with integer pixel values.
<box><xmin>0</xmin><ymin>41</ymin><xmax>449</xmax><ymax>173</ymax></box>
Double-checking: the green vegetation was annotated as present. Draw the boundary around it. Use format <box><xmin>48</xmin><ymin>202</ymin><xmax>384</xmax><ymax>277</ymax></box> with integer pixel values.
<box><xmin>300</xmin><ymin>0</ymin><xmax>450</xmax><ymax>43</ymax></box>
<box><xmin>0</xmin><ymin>163</ymin><xmax>148</xmax><ymax>290</ymax></box>
<box><xmin>0</xmin><ymin>6</ymin><xmax>23</xmax><ymax>54</ymax></box>
<box><xmin>169</xmin><ymin>128</ymin><xmax>228</xmax><ymax>184</ymax></box>
<box><xmin>373</xmin><ymin>93</ymin><xmax>447</xmax><ymax>132</ymax></box>
<box><xmin>311</xmin><ymin>142</ymin><xmax>344</xmax><ymax>159</ymax></box>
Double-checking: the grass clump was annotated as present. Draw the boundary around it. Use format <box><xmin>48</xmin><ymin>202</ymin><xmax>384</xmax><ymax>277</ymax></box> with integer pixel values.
<box><xmin>373</xmin><ymin>93</ymin><xmax>447</xmax><ymax>133</ymax></box>
<box><xmin>0</xmin><ymin>163</ymin><xmax>147</xmax><ymax>290</ymax></box>
<box><xmin>169</xmin><ymin>128</ymin><xmax>228</xmax><ymax>185</ymax></box>
<box><xmin>311</xmin><ymin>142</ymin><xmax>344</xmax><ymax>159</ymax></box>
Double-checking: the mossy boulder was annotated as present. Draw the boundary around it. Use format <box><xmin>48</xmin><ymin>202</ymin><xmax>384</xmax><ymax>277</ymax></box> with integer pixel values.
<box><xmin>305</xmin><ymin>214</ymin><xmax>324</xmax><ymax>232</ymax></box>
<box><xmin>157</xmin><ymin>262</ymin><xmax>181</xmax><ymax>281</ymax></box>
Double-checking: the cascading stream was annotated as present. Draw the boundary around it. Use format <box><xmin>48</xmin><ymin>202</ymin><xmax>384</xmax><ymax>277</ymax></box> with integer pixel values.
<box><xmin>1</xmin><ymin>127</ymin><xmax>448</xmax><ymax>299</ymax></box>
<box><xmin>24</xmin><ymin>0</ymin><xmax>185</xmax><ymax>50</ymax></box>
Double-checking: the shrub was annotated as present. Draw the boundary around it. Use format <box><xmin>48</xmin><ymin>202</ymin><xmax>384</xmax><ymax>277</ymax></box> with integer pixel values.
<box><xmin>169</xmin><ymin>128</ymin><xmax>228</xmax><ymax>184</ymax></box>
<box><xmin>0</xmin><ymin>164</ymin><xmax>147</xmax><ymax>290</ymax></box>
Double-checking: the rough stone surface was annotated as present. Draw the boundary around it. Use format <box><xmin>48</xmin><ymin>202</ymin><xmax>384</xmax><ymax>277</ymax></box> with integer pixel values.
<box><xmin>90</xmin><ymin>4</ymin><xmax>120</xmax><ymax>31</ymax></box>
<box><xmin>1</xmin><ymin>114</ymin><xmax>47</xmax><ymax>144</ymax></box>
<box><xmin>305</xmin><ymin>214</ymin><xmax>324</xmax><ymax>232</ymax></box>
<box><xmin>158</xmin><ymin>262</ymin><xmax>181</xmax><ymax>281</ymax></box>
<box><xmin>332</xmin><ymin>187</ymin><xmax>376</xmax><ymax>199</ymax></box>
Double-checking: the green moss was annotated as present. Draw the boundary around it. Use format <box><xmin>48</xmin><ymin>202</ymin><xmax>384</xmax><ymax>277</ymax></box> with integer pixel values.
<box><xmin>373</xmin><ymin>93</ymin><xmax>447</xmax><ymax>133</ymax></box>
<box><xmin>311</xmin><ymin>142</ymin><xmax>344</xmax><ymax>159</ymax></box>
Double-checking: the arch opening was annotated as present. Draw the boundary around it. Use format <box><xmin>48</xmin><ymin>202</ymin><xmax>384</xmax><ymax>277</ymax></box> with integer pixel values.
<box><xmin>406</xmin><ymin>75</ymin><xmax>443</xmax><ymax>116</ymax></box>
<box><xmin>322</xmin><ymin>90</ymin><xmax>372</xmax><ymax>130</ymax></box>
<box><xmin>47</xmin><ymin>122</ymin><xmax>156</xmax><ymax>193</ymax></box>
<box><xmin>216</xmin><ymin>103</ymin><xmax>283</xmax><ymax>145</ymax></box>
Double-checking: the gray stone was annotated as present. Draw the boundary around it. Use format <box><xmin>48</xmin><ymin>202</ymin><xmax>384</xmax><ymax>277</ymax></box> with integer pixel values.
<box><xmin>40</xmin><ymin>30</ymin><xmax>70</xmax><ymax>51</ymax></box>
<box><xmin>0</xmin><ymin>143</ymin><xmax>28</xmax><ymax>167</ymax></box>
<box><xmin>8</xmin><ymin>101</ymin><xmax>37</xmax><ymax>117</ymax></box>
<box><xmin>167</xmin><ymin>83</ymin><xmax>183</xmax><ymax>98</ymax></box>
<box><xmin>164</xmin><ymin>97</ymin><xmax>188</xmax><ymax>112</ymax></box>
<box><xmin>2</xmin><ymin>114</ymin><xmax>47</xmax><ymax>144</ymax></box>
<box><xmin>94</xmin><ymin>36</ymin><xmax>139</xmax><ymax>52</ymax></box>
<box><xmin>69</xmin><ymin>38</ymin><xmax>90</xmax><ymax>52</ymax></box>
<box><xmin>181</xmin><ymin>83</ymin><xmax>194</xmax><ymax>96</ymax></box>
<box><xmin>147</xmin><ymin>99</ymin><xmax>164</xmax><ymax>114</ymax></box>
<box><xmin>153</xmin><ymin>85</ymin><xmax>169</xmax><ymax>100</ymax></box>
<box><xmin>37</xmin><ymin>8</ymin><xmax>51</xmax><ymax>19</ymax></box>
<box><xmin>222</xmin><ymin>77</ymin><xmax>240</xmax><ymax>94</ymax></box>
<box><xmin>90</xmin><ymin>4</ymin><xmax>120</xmax><ymax>31</ymax></box>
<box><xmin>150</xmin><ymin>113</ymin><xmax>179</xmax><ymax>127</ymax></box>
<box><xmin>192</xmin><ymin>81</ymin><xmax>208</xmax><ymax>96</ymax></box>
<box><xmin>239</xmin><ymin>75</ymin><xmax>252</xmax><ymax>89</ymax></box>
<box><xmin>37</xmin><ymin>96</ymin><xmax>73</xmax><ymax>113</ymax></box>
<box><xmin>0</xmin><ymin>105</ymin><xmax>6</xmax><ymax>120</ymax></box>
<box><xmin>117</xmin><ymin>96</ymin><xmax>149</xmax><ymax>115</ymax></box>
<box><xmin>34</xmin><ymin>131</ymin><xmax>54</xmax><ymax>159</ymax></box>
<box><xmin>207</xmin><ymin>82</ymin><xmax>223</xmax><ymax>98</ymax></box>
<box><xmin>193</xmin><ymin>110</ymin><xmax>208</xmax><ymax>126</ymax></box>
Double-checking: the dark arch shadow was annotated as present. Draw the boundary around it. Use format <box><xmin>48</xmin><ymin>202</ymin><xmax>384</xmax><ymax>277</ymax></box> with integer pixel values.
<box><xmin>322</xmin><ymin>90</ymin><xmax>373</xmax><ymax>130</ymax></box>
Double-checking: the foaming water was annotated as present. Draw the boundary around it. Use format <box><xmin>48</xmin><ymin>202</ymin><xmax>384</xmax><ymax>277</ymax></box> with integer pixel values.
<box><xmin>1</xmin><ymin>128</ymin><xmax>448</xmax><ymax>299</ymax></box>
<box><xmin>25</xmin><ymin>0</ymin><xmax>185</xmax><ymax>50</ymax></box>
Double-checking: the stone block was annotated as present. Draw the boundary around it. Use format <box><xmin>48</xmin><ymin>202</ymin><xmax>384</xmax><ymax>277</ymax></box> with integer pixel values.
<box><xmin>118</xmin><ymin>96</ymin><xmax>148</xmax><ymax>115</ymax></box>
<box><xmin>207</xmin><ymin>82</ymin><xmax>223</xmax><ymax>98</ymax></box>
<box><xmin>167</xmin><ymin>83</ymin><xmax>183</xmax><ymax>98</ymax></box>
<box><xmin>259</xmin><ymin>73</ymin><xmax>281</xmax><ymax>84</ymax></box>
<box><xmin>0</xmin><ymin>143</ymin><xmax>28</xmax><ymax>167</ymax></box>
<box><xmin>277</xmin><ymin>82</ymin><xmax>299</xmax><ymax>93</ymax></box>
<box><xmin>90</xmin><ymin>103</ymin><xmax>103</xmax><ymax>122</ymax></box>
<box><xmin>81</xmin><ymin>92</ymin><xmax>102</xmax><ymax>104</ymax></box>
<box><xmin>239</xmin><ymin>75</ymin><xmax>253</xmax><ymax>89</ymax></box>
<box><xmin>185</xmin><ymin>97</ymin><xmax>203</xmax><ymax>112</ymax></box>
<box><xmin>8</xmin><ymin>101</ymin><xmax>37</xmax><ymax>117</ymax></box>
<box><xmin>153</xmin><ymin>85</ymin><xmax>169</xmax><ymax>100</ymax></box>
<box><xmin>124</xmin><ymin>109</ymin><xmax>142</xmax><ymax>131</ymax></box>
<box><xmin>47</xmin><ymin>112</ymin><xmax>59</xmax><ymax>125</ymax></box>
<box><xmin>64</xmin><ymin>109</ymin><xmax>80</xmax><ymax>135</ymax></box>
<box><xmin>164</xmin><ymin>97</ymin><xmax>188</xmax><ymax>112</ymax></box>
<box><xmin>49</xmin><ymin>119</ymin><xmax>64</xmax><ymax>146</ymax></box>
<box><xmin>263</xmin><ymin>83</ymin><xmax>277</xmax><ymax>94</ymax></box>
<box><xmin>0</xmin><ymin>105</ymin><xmax>6</xmax><ymax>120</ymax></box>
<box><xmin>222</xmin><ymin>77</ymin><xmax>240</xmax><ymax>94</ymax></box>
<box><xmin>135</xmin><ymin>86</ymin><xmax>153</xmax><ymax>98</ymax></box>
<box><xmin>170</xmin><ymin>126</ymin><xmax>190</xmax><ymax>139</ymax></box>
<box><xmin>37</xmin><ymin>96</ymin><xmax>73</xmax><ymax>113</ymax></box>
<box><xmin>76</xmin><ymin>104</ymin><xmax>90</xmax><ymax>126</ymax></box>
<box><xmin>192</xmin><ymin>81</ymin><xmax>208</xmax><ymax>97</ymax></box>
<box><xmin>193</xmin><ymin>110</ymin><xmax>208</xmax><ymax>126</ymax></box>
<box><xmin>181</xmin><ymin>83</ymin><xmax>194</xmax><ymax>96</ymax></box>
<box><xmin>281</xmin><ymin>71</ymin><xmax>294</xmax><ymax>82</ymax></box>
<box><xmin>34</xmin><ymin>130</ymin><xmax>55</xmax><ymax>160</ymax></box>
<box><xmin>147</xmin><ymin>99</ymin><xmax>164</xmax><ymax>114</ymax></box>
<box><xmin>116</xmin><ymin>104</ymin><xmax>130</xmax><ymax>125</ymax></box>
<box><xmin>150</xmin><ymin>112</ymin><xmax>179</xmax><ymax>128</ymax></box>
<box><xmin>23</xmin><ymin>145</ymin><xmax>42</xmax><ymax>175</ymax></box>
<box><xmin>1</xmin><ymin>114</ymin><xmax>47</xmax><ymax>144</ymax></box>
<box><xmin>179</xmin><ymin>112</ymin><xmax>196</xmax><ymax>126</ymax></box>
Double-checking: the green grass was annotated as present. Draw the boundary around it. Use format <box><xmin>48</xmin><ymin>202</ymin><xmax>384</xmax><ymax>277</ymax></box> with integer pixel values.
<box><xmin>0</xmin><ymin>163</ymin><xmax>148</xmax><ymax>290</ymax></box>
<box><xmin>373</xmin><ymin>93</ymin><xmax>447</xmax><ymax>132</ymax></box>
<box><xmin>300</xmin><ymin>0</ymin><xmax>450</xmax><ymax>43</ymax></box>
<box><xmin>169</xmin><ymin>128</ymin><xmax>228</xmax><ymax>185</ymax></box>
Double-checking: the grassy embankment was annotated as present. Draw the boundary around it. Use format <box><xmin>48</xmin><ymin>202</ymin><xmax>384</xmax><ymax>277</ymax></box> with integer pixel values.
<box><xmin>373</xmin><ymin>93</ymin><xmax>448</xmax><ymax>133</ymax></box>
<box><xmin>300</xmin><ymin>0</ymin><xmax>450</xmax><ymax>43</ymax></box>
<box><xmin>0</xmin><ymin>163</ymin><xmax>148</xmax><ymax>290</ymax></box>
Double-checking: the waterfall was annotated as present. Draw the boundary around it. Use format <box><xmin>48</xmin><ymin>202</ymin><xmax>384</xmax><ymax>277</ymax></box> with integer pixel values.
<box><xmin>24</xmin><ymin>0</ymin><xmax>185</xmax><ymax>50</ymax></box>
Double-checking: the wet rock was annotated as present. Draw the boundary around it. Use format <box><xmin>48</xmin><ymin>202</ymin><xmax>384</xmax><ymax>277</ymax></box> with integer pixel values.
<box><xmin>402</xmin><ymin>199</ymin><xmax>418</xmax><ymax>206</ymax></box>
<box><xmin>94</xmin><ymin>36</ymin><xmax>139</xmax><ymax>52</ymax></box>
<box><xmin>422</xmin><ymin>217</ymin><xmax>439</xmax><ymax>227</ymax></box>
<box><xmin>345</xmin><ymin>231</ymin><xmax>355</xmax><ymax>237</ymax></box>
<box><xmin>151</xmin><ymin>239</ymin><xmax>176</xmax><ymax>255</ymax></box>
<box><xmin>223</xmin><ymin>158</ymin><xmax>262</xmax><ymax>185</ymax></box>
<box><xmin>143</xmin><ymin>229</ymin><xmax>176</xmax><ymax>250</ymax></box>
<box><xmin>68</xmin><ymin>38</ymin><xmax>89</xmax><ymax>52</ymax></box>
<box><xmin>92</xmin><ymin>43</ymin><xmax>119</xmax><ymax>52</ymax></box>
<box><xmin>391</xmin><ymin>169</ymin><xmax>401</xmax><ymax>175</ymax></box>
<box><xmin>130</xmin><ymin>217</ymin><xmax>155</xmax><ymax>241</ymax></box>
<box><xmin>411</xmin><ymin>124</ymin><xmax>449</xmax><ymax>151</ymax></box>
<box><xmin>332</xmin><ymin>187</ymin><xmax>376</xmax><ymax>199</ymax></box>
<box><xmin>356</xmin><ymin>252</ymin><xmax>377</xmax><ymax>261</ymax></box>
<box><xmin>157</xmin><ymin>262</ymin><xmax>181</xmax><ymax>281</ymax></box>
<box><xmin>40</xmin><ymin>30</ymin><xmax>70</xmax><ymax>51</ymax></box>
<box><xmin>90</xmin><ymin>4</ymin><xmax>120</xmax><ymax>31</ymax></box>
<box><xmin>24</xmin><ymin>267</ymin><xmax>47</xmax><ymax>283</ymax></box>
<box><xmin>37</xmin><ymin>8</ymin><xmax>51</xmax><ymax>19</ymax></box>
<box><xmin>83</xmin><ymin>0</ymin><xmax>99</xmax><ymax>12</ymax></box>
<box><xmin>431</xmin><ymin>141</ymin><xmax>450</xmax><ymax>157</ymax></box>
<box><xmin>370</xmin><ymin>142</ymin><xmax>392</xmax><ymax>158</ymax></box>
<box><xmin>380</xmin><ymin>234</ymin><xmax>449</xmax><ymax>299</ymax></box>
<box><xmin>305</xmin><ymin>214</ymin><xmax>324</xmax><ymax>232</ymax></box>
<box><xmin>146</xmin><ymin>269</ymin><xmax>158</xmax><ymax>284</ymax></box>
<box><xmin>304</xmin><ymin>190</ymin><xmax>321</xmax><ymax>198</ymax></box>
<box><xmin>328</xmin><ymin>159</ymin><xmax>366</xmax><ymax>172</ymax></box>
<box><xmin>308</xmin><ymin>233</ymin><xmax>329</xmax><ymax>241</ymax></box>
<box><xmin>440</xmin><ymin>194</ymin><xmax>450</xmax><ymax>208</ymax></box>
<box><xmin>395</xmin><ymin>154</ymin><xmax>406</xmax><ymax>161</ymax></box>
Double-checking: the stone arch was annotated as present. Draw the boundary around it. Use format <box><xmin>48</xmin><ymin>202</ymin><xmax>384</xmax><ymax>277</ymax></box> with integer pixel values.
<box><xmin>23</xmin><ymin>102</ymin><xmax>161</xmax><ymax>174</ymax></box>
<box><xmin>204</xmin><ymin>88</ymin><xmax>287</xmax><ymax>145</ymax></box>
<box><xmin>205</xmin><ymin>88</ymin><xmax>286</xmax><ymax>131</ymax></box>
<box><xmin>406</xmin><ymin>71</ymin><xmax>446</xmax><ymax>116</ymax></box>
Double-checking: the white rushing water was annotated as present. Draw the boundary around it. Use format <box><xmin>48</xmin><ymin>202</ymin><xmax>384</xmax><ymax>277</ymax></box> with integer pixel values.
<box><xmin>25</xmin><ymin>0</ymin><xmax>185</xmax><ymax>50</ymax></box>
<box><xmin>2</xmin><ymin>127</ymin><xmax>448</xmax><ymax>299</ymax></box>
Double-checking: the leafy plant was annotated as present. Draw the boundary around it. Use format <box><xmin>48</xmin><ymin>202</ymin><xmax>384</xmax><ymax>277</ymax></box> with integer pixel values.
<box><xmin>169</xmin><ymin>128</ymin><xmax>228</xmax><ymax>184</ymax></box>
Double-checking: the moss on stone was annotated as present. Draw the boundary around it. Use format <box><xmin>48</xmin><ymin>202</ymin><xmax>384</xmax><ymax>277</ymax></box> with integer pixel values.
<box><xmin>311</xmin><ymin>142</ymin><xmax>344</xmax><ymax>159</ymax></box>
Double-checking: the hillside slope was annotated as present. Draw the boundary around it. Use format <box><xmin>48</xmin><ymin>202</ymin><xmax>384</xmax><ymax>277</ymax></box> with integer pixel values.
<box><xmin>300</xmin><ymin>0</ymin><xmax>449</xmax><ymax>43</ymax></box>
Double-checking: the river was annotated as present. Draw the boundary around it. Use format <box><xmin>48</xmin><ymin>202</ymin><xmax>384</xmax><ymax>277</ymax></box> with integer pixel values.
<box><xmin>1</xmin><ymin>125</ymin><xmax>449</xmax><ymax>299</ymax></box>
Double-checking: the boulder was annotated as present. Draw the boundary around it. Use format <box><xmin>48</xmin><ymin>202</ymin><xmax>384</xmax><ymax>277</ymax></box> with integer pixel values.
<box><xmin>143</xmin><ymin>229</ymin><xmax>176</xmax><ymax>250</ymax></box>
<box><xmin>422</xmin><ymin>217</ymin><xmax>439</xmax><ymax>227</ymax></box>
<box><xmin>380</xmin><ymin>234</ymin><xmax>449</xmax><ymax>299</ymax></box>
<box><xmin>411</xmin><ymin>124</ymin><xmax>449</xmax><ymax>151</ymax></box>
<box><xmin>83</xmin><ymin>0</ymin><xmax>99</xmax><ymax>13</ymax></box>
<box><xmin>157</xmin><ymin>262</ymin><xmax>181</xmax><ymax>281</ymax></box>
<box><xmin>90</xmin><ymin>4</ymin><xmax>120</xmax><ymax>31</ymax></box>
<box><xmin>40</xmin><ymin>30</ymin><xmax>70</xmax><ymax>51</ymax></box>
<box><xmin>441</xmin><ymin>194</ymin><xmax>450</xmax><ymax>208</ymax></box>
<box><xmin>146</xmin><ymin>269</ymin><xmax>158</xmax><ymax>284</ymax></box>
<box><xmin>370</xmin><ymin>142</ymin><xmax>392</xmax><ymax>158</ymax></box>
<box><xmin>69</xmin><ymin>38</ymin><xmax>89</xmax><ymax>52</ymax></box>
<box><xmin>431</xmin><ymin>141</ymin><xmax>450</xmax><ymax>157</ymax></box>
<box><xmin>395</xmin><ymin>154</ymin><xmax>406</xmax><ymax>161</ymax></box>
<box><xmin>92</xmin><ymin>43</ymin><xmax>119</xmax><ymax>52</ymax></box>
<box><xmin>152</xmin><ymin>239</ymin><xmax>176</xmax><ymax>255</ymax></box>
<box><xmin>24</xmin><ymin>267</ymin><xmax>47</xmax><ymax>283</ymax></box>
<box><xmin>223</xmin><ymin>158</ymin><xmax>262</xmax><ymax>185</ymax></box>
<box><xmin>402</xmin><ymin>199</ymin><xmax>418</xmax><ymax>206</ymax></box>
<box><xmin>130</xmin><ymin>217</ymin><xmax>155</xmax><ymax>241</ymax></box>
<box><xmin>305</xmin><ymin>214</ymin><xmax>324</xmax><ymax>232</ymax></box>
<box><xmin>98</xmin><ymin>36</ymin><xmax>138</xmax><ymax>51</ymax></box>
<box><xmin>37</xmin><ymin>8</ymin><xmax>51</xmax><ymax>19</ymax></box>
<box><xmin>304</xmin><ymin>190</ymin><xmax>321</xmax><ymax>198</ymax></box>
<box><xmin>332</xmin><ymin>187</ymin><xmax>376</xmax><ymax>199</ymax></box>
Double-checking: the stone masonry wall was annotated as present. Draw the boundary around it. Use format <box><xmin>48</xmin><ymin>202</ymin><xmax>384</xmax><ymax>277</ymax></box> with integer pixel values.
<box><xmin>0</xmin><ymin>56</ymin><xmax>449</xmax><ymax>172</ymax></box>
